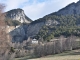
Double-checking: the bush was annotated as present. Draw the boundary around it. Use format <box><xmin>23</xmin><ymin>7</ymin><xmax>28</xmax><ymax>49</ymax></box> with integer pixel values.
<box><xmin>10</xmin><ymin>47</ymin><xmax>15</xmax><ymax>53</ymax></box>
<box><xmin>5</xmin><ymin>18</ymin><xmax>21</xmax><ymax>26</ymax></box>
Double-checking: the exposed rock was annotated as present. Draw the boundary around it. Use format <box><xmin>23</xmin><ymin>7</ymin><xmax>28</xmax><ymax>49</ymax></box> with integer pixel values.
<box><xmin>5</xmin><ymin>8</ymin><xmax>32</xmax><ymax>42</ymax></box>
<box><xmin>6</xmin><ymin>8</ymin><xmax>32</xmax><ymax>23</ymax></box>
<box><xmin>45</xmin><ymin>19</ymin><xmax>59</xmax><ymax>26</ymax></box>
<box><xmin>6</xmin><ymin>25</ymin><xmax>26</xmax><ymax>42</ymax></box>
<box><xmin>27</xmin><ymin>22</ymin><xmax>45</xmax><ymax>37</ymax></box>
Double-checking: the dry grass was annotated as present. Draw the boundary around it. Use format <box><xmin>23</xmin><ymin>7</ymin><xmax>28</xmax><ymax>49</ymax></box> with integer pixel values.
<box><xmin>29</xmin><ymin>55</ymin><xmax>80</xmax><ymax>60</ymax></box>
<box><xmin>15</xmin><ymin>49</ymin><xmax>80</xmax><ymax>60</ymax></box>
<box><xmin>28</xmin><ymin>49</ymin><xmax>80</xmax><ymax>60</ymax></box>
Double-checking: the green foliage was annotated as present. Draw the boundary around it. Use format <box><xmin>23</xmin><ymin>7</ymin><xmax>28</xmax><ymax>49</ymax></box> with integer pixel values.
<box><xmin>34</xmin><ymin>15</ymin><xmax>80</xmax><ymax>41</ymax></box>
<box><xmin>10</xmin><ymin>47</ymin><xmax>15</xmax><ymax>53</ymax></box>
<box><xmin>12</xmin><ymin>20</ymin><xmax>21</xmax><ymax>26</ymax></box>
<box><xmin>5</xmin><ymin>18</ymin><xmax>21</xmax><ymax>26</ymax></box>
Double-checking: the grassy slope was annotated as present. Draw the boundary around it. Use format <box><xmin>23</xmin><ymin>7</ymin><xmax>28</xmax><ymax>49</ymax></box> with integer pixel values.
<box><xmin>15</xmin><ymin>49</ymin><xmax>80</xmax><ymax>60</ymax></box>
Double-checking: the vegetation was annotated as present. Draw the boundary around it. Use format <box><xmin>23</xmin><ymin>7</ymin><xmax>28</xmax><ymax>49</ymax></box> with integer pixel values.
<box><xmin>26</xmin><ymin>50</ymin><xmax>80</xmax><ymax>60</ymax></box>
<box><xmin>0</xmin><ymin>3</ymin><xmax>14</xmax><ymax>60</ymax></box>
<box><xmin>34</xmin><ymin>15</ymin><xmax>80</xmax><ymax>41</ymax></box>
<box><xmin>1</xmin><ymin>1</ymin><xmax>80</xmax><ymax>60</ymax></box>
<box><xmin>5</xmin><ymin>18</ymin><xmax>21</xmax><ymax>26</ymax></box>
<box><xmin>15</xmin><ymin>36</ymin><xmax>80</xmax><ymax>60</ymax></box>
<box><xmin>34</xmin><ymin>36</ymin><xmax>80</xmax><ymax>57</ymax></box>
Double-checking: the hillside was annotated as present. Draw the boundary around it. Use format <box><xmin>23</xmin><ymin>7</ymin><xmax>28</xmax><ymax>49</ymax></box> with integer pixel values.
<box><xmin>26</xmin><ymin>0</ymin><xmax>80</xmax><ymax>41</ymax></box>
<box><xmin>4</xmin><ymin>0</ymin><xmax>80</xmax><ymax>42</ymax></box>
<box><xmin>5</xmin><ymin>8</ymin><xmax>32</xmax><ymax>42</ymax></box>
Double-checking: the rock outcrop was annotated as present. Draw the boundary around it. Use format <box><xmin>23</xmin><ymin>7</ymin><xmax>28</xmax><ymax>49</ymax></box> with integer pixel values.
<box><xmin>27</xmin><ymin>22</ymin><xmax>45</xmax><ymax>37</ymax></box>
<box><xmin>6</xmin><ymin>8</ymin><xmax>32</xmax><ymax>23</ymax></box>
<box><xmin>5</xmin><ymin>8</ymin><xmax>32</xmax><ymax>42</ymax></box>
<box><xmin>6</xmin><ymin>25</ymin><xmax>27</xmax><ymax>42</ymax></box>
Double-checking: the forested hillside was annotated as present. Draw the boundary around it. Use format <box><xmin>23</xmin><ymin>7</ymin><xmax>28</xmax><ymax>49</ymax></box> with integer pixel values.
<box><xmin>34</xmin><ymin>15</ymin><xmax>80</xmax><ymax>41</ymax></box>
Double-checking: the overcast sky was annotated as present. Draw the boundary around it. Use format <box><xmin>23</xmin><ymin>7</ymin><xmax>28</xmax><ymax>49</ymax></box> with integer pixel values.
<box><xmin>0</xmin><ymin>0</ymin><xmax>79</xmax><ymax>20</ymax></box>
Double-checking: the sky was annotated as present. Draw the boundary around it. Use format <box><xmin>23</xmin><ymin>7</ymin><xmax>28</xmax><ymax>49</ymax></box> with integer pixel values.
<box><xmin>0</xmin><ymin>0</ymin><xmax>79</xmax><ymax>20</ymax></box>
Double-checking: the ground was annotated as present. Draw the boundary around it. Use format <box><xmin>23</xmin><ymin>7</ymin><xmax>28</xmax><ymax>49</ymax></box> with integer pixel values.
<box><xmin>15</xmin><ymin>49</ymin><xmax>80</xmax><ymax>60</ymax></box>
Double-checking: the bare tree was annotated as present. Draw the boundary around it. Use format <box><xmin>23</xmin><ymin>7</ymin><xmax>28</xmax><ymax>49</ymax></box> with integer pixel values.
<box><xmin>64</xmin><ymin>36</ymin><xmax>74</xmax><ymax>51</ymax></box>
<box><xmin>0</xmin><ymin>3</ymin><xmax>13</xmax><ymax>60</ymax></box>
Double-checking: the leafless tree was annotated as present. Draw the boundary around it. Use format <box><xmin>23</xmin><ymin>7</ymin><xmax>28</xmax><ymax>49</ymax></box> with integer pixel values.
<box><xmin>34</xmin><ymin>35</ymin><xmax>80</xmax><ymax>57</ymax></box>
<box><xmin>0</xmin><ymin>3</ymin><xmax>14</xmax><ymax>60</ymax></box>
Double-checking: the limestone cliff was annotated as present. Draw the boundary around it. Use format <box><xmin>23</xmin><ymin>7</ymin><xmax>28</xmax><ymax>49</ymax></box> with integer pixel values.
<box><xmin>6</xmin><ymin>8</ymin><xmax>32</xmax><ymax>23</ymax></box>
<box><xmin>6</xmin><ymin>25</ymin><xmax>27</xmax><ymax>42</ymax></box>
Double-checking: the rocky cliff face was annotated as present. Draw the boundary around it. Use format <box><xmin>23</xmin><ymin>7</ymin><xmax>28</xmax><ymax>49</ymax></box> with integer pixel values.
<box><xmin>27</xmin><ymin>22</ymin><xmax>45</xmax><ymax>37</ymax></box>
<box><xmin>6</xmin><ymin>8</ymin><xmax>32</xmax><ymax>23</ymax></box>
<box><xmin>6</xmin><ymin>25</ymin><xmax>27</xmax><ymax>42</ymax></box>
<box><xmin>5</xmin><ymin>8</ymin><xmax>31</xmax><ymax>42</ymax></box>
